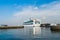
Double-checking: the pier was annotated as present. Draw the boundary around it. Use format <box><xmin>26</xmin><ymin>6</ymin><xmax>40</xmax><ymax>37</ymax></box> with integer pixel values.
<box><xmin>50</xmin><ymin>25</ymin><xmax>60</xmax><ymax>31</ymax></box>
<box><xmin>0</xmin><ymin>26</ymin><xmax>24</xmax><ymax>29</ymax></box>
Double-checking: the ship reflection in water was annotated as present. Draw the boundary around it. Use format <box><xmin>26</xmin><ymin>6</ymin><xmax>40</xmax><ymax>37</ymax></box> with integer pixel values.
<box><xmin>0</xmin><ymin>26</ymin><xmax>60</xmax><ymax>40</ymax></box>
<box><xmin>33</xmin><ymin>27</ymin><xmax>41</xmax><ymax>35</ymax></box>
<box><xmin>33</xmin><ymin>27</ymin><xmax>41</xmax><ymax>38</ymax></box>
<box><xmin>24</xmin><ymin>26</ymin><xmax>60</xmax><ymax>38</ymax></box>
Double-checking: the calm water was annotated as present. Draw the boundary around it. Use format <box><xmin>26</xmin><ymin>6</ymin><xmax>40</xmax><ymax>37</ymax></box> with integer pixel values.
<box><xmin>0</xmin><ymin>26</ymin><xmax>60</xmax><ymax>40</ymax></box>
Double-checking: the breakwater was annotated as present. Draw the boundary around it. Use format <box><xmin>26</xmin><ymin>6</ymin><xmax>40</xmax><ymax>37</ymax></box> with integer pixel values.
<box><xmin>0</xmin><ymin>26</ymin><xmax>24</xmax><ymax>29</ymax></box>
<box><xmin>50</xmin><ymin>26</ymin><xmax>60</xmax><ymax>31</ymax></box>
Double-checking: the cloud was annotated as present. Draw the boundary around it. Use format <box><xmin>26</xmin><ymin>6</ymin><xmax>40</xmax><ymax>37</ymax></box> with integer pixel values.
<box><xmin>2</xmin><ymin>1</ymin><xmax>60</xmax><ymax>26</ymax></box>
<box><xmin>14</xmin><ymin>2</ymin><xmax>60</xmax><ymax>16</ymax></box>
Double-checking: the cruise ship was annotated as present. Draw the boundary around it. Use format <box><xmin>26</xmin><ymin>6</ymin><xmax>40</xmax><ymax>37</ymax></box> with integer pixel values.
<box><xmin>23</xmin><ymin>18</ymin><xmax>41</xmax><ymax>35</ymax></box>
<box><xmin>23</xmin><ymin>18</ymin><xmax>40</xmax><ymax>27</ymax></box>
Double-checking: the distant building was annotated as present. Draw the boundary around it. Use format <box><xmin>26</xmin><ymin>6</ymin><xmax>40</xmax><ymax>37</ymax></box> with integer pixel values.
<box><xmin>1</xmin><ymin>25</ymin><xmax>8</xmax><ymax>27</ymax></box>
<box><xmin>40</xmin><ymin>23</ymin><xmax>50</xmax><ymax>27</ymax></box>
<box><xmin>50</xmin><ymin>23</ymin><xmax>57</xmax><ymax>26</ymax></box>
<box><xmin>57</xmin><ymin>24</ymin><xmax>60</xmax><ymax>26</ymax></box>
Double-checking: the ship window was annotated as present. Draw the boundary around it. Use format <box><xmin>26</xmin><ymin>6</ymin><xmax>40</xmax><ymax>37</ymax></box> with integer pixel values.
<box><xmin>24</xmin><ymin>20</ymin><xmax>33</xmax><ymax>25</ymax></box>
<box><xmin>28</xmin><ymin>20</ymin><xmax>33</xmax><ymax>22</ymax></box>
<box><xmin>24</xmin><ymin>20</ymin><xmax>33</xmax><ymax>23</ymax></box>
<box><xmin>24</xmin><ymin>22</ymin><xmax>33</xmax><ymax>25</ymax></box>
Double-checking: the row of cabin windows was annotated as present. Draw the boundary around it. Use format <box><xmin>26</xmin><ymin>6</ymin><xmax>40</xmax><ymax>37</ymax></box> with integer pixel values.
<box><xmin>24</xmin><ymin>21</ymin><xmax>40</xmax><ymax>25</ymax></box>
<box><xmin>24</xmin><ymin>20</ymin><xmax>33</xmax><ymax>23</ymax></box>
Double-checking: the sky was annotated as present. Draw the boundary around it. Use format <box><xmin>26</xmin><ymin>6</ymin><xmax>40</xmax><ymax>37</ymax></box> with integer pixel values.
<box><xmin>0</xmin><ymin>0</ymin><xmax>60</xmax><ymax>26</ymax></box>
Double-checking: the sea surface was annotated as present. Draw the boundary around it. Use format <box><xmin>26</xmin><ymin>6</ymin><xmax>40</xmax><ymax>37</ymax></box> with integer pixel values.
<box><xmin>0</xmin><ymin>26</ymin><xmax>60</xmax><ymax>40</ymax></box>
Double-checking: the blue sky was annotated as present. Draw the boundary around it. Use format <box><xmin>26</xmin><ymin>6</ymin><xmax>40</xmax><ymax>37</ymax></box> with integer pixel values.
<box><xmin>0</xmin><ymin>0</ymin><xmax>60</xmax><ymax>26</ymax></box>
<box><xmin>0</xmin><ymin>0</ymin><xmax>56</xmax><ymax>5</ymax></box>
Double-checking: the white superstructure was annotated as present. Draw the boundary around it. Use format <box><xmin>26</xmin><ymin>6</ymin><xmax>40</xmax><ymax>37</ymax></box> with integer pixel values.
<box><xmin>23</xmin><ymin>18</ymin><xmax>41</xmax><ymax>27</ymax></box>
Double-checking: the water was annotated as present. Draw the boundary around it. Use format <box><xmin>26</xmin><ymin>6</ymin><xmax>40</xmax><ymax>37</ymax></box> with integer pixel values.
<box><xmin>0</xmin><ymin>26</ymin><xmax>60</xmax><ymax>40</ymax></box>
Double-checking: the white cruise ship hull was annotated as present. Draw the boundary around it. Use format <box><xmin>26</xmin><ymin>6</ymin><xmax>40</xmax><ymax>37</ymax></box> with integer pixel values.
<box><xmin>24</xmin><ymin>24</ymin><xmax>40</xmax><ymax>27</ymax></box>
